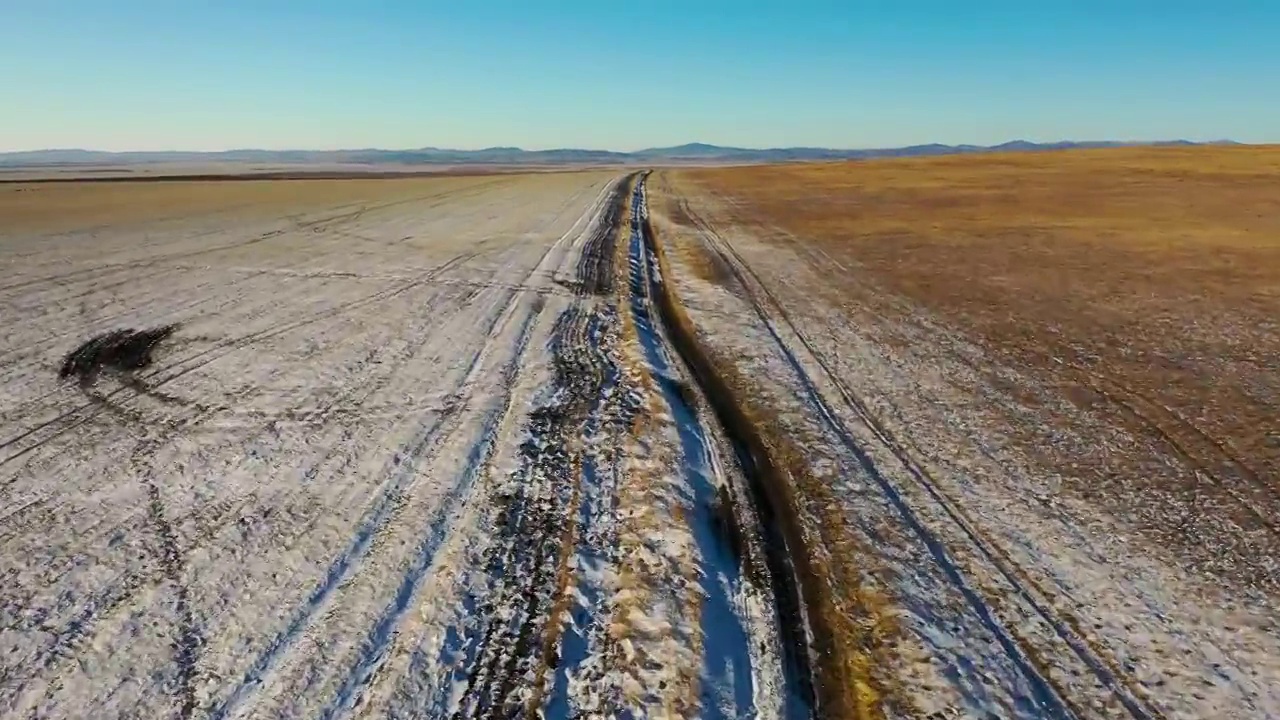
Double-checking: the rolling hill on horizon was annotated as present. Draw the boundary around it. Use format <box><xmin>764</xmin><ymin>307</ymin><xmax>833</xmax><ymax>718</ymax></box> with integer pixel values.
<box><xmin>0</xmin><ymin>139</ymin><xmax>1243</xmax><ymax>167</ymax></box>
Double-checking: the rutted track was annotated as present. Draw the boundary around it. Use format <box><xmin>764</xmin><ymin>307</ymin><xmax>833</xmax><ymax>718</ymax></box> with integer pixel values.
<box><xmin>627</xmin><ymin>175</ymin><xmax>817</xmax><ymax>719</ymax></box>
<box><xmin>685</xmin><ymin>200</ymin><xmax>1166</xmax><ymax>720</ymax></box>
<box><xmin>0</xmin><ymin>172</ymin><xmax>632</xmax><ymax>720</ymax></box>
<box><xmin>3</xmin><ymin>169</ymin><xmax>849</xmax><ymax>720</ymax></box>
<box><xmin>439</xmin><ymin>303</ymin><xmax>626</xmax><ymax>719</ymax></box>
<box><xmin>425</xmin><ymin>173</ymin><xmax>638</xmax><ymax>719</ymax></box>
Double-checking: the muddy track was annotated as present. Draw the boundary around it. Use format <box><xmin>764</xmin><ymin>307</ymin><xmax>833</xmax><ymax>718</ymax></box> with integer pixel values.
<box><xmin>537</xmin><ymin>303</ymin><xmax>637</xmax><ymax>719</ymax></box>
<box><xmin>445</xmin><ymin>305</ymin><xmax>622</xmax><ymax>719</ymax></box>
<box><xmin>676</xmin><ymin>193</ymin><xmax>1171</xmax><ymax>719</ymax></box>
<box><xmin>572</xmin><ymin>176</ymin><xmax>632</xmax><ymax>296</ymax></box>
<box><xmin>438</xmin><ymin>179</ymin><xmax>635</xmax><ymax>719</ymax></box>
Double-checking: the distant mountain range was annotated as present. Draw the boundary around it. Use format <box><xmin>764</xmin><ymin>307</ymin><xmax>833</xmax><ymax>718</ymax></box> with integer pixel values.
<box><xmin>0</xmin><ymin>140</ymin><xmax>1242</xmax><ymax>167</ymax></box>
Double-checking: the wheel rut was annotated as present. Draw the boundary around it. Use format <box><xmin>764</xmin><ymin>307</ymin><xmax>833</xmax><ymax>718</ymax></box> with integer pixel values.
<box><xmin>630</xmin><ymin>174</ymin><xmax>816</xmax><ymax>719</ymax></box>
<box><xmin>436</xmin><ymin>175</ymin><xmax>638</xmax><ymax>720</ymax></box>
<box><xmin>676</xmin><ymin>189</ymin><xmax>1170</xmax><ymax>719</ymax></box>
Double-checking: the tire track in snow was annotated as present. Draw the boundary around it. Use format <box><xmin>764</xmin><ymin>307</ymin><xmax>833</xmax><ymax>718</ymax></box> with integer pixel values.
<box><xmin>207</xmin><ymin>280</ymin><xmax>532</xmax><ymax>720</ymax></box>
<box><xmin>0</xmin><ymin>276</ymin><xmax>470</xmax><ymax>663</ymax></box>
<box><xmin>13</xmin><ymin>178</ymin><xmax>513</xmax><ymax>291</ymax></box>
<box><xmin>432</xmin><ymin>175</ymin><xmax>634</xmax><ymax>720</ymax></box>
<box><xmin>633</xmin><ymin>177</ymin><xmax>821</xmax><ymax>720</ymax></box>
<box><xmin>7</xmin><ymin>398</ymin><xmax>241</xmax><ymax>717</ymax></box>
<box><xmin>0</xmin><ymin>214</ymin><xmax>413</xmax><ymax>370</ymax></box>
<box><xmin>687</xmin><ymin>200</ymin><xmax>1076</xmax><ymax>718</ymax></box>
<box><xmin>0</xmin><ymin>253</ymin><xmax>477</xmax><ymax>471</ymax></box>
<box><xmin>681</xmin><ymin>195</ymin><xmax>1163</xmax><ymax>719</ymax></box>
<box><xmin>316</xmin><ymin>296</ymin><xmax>546</xmax><ymax>720</ymax></box>
<box><xmin>139</xmin><ymin>445</ymin><xmax>204</xmax><ymax>720</ymax></box>
<box><xmin>5</xmin><ymin>362</ymin><xmax>358</xmax><ymax>718</ymax></box>
<box><xmin>0</xmin><ymin>180</ymin><xmax>491</xmax><ymax>295</ymax></box>
<box><xmin>443</xmin><ymin>304</ymin><xmax>615</xmax><ymax>719</ymax></box>
<box><xmin>731</xmin><ymin>228</ymin><xmax>1161</xmax><ymax>719</ymax></box>
<box><xmin>216</xmin><ymin>177</ymin><xmax>623</xmax><ymax>720</ymax></box>
<box><xmin>0</xmin><ymin>174</ymin><xmax>629</xmax><ymax>717</ymax></box>
<box><xmin>627</xmin><ymin>181</ymin><xmax>759</xmax><ymax>720</ymax></box>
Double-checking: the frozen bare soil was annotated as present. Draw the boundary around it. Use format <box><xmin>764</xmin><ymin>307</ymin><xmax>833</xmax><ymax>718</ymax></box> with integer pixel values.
<box><xmin>649</xmin><ymin>173</ymin><xmax>1280</xmax><ymax>720</ymax></box>
<box><xmin>0</xmin><ymin>173</ymin><xmax>806</xmax><ymax>719</ymax></box>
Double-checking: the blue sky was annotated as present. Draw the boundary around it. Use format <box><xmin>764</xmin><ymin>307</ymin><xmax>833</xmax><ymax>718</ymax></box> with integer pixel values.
<box><xmin>2</xmin><ymin>1</ymin><xmax>1278</xmax><ymax>151</ymax></box>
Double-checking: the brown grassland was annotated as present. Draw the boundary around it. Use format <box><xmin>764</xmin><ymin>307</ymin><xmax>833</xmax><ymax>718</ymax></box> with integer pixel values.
<box><xmin>0</xmin><ymin>175</ymin><xmax>508</xmax><ymax>234</ymax></box>
<box><xmin>674</xmin><ymin>145</ymin><xmax>1280</xmax><ymax>593</ymax></box>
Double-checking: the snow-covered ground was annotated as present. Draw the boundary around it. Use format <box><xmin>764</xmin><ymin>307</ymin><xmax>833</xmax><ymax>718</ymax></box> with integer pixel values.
<box><xmin>11</xmin><ymin>166</ymin><xmax>1271</xmax><ymax>720</ymax></box>
<box><xmin>0</xmin><ymin>173</ymin><xmax>810</xmax><ymax>720</ymax></box>
<box><xmin>0</xmin><ymin>172</ymin><xmax>604</xmax><ymax>719</ymax></box>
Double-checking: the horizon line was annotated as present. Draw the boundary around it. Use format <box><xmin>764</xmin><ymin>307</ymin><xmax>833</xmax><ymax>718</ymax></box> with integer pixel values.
<box><xmin>0</xmin><ymin>138</ymin><xmax>1257</xmax><ymax>156</ymax></box>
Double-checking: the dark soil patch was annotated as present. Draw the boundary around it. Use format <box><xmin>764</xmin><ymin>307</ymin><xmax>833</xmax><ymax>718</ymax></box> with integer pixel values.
<box><xmin>574</xmin><ymin>175</ymin><xmax>634</xmax><ymax>295</ymax></box>
<box><xmin>60</xmin><ymin>324</ymin><xmax>179</xmax><ymax>381</ymax></box>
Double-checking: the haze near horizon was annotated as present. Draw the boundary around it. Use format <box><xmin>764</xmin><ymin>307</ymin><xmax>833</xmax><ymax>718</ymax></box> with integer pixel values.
<box><xmin>3</xmin><ymin>1</ymin><xmax>1278</xmax><ymax>152</ymax></box>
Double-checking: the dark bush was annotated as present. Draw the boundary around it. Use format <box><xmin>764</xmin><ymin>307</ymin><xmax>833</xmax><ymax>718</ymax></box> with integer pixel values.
<box><xmin>60</xmin><ymin>324</ymin><xmax>179</xmax><ymax>380</ymax></box>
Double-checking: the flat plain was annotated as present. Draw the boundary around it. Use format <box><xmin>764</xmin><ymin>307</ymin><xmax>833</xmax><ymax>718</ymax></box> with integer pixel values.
<box><xmin>649</xmin><ymin>146</ymin><xmax>1280</xmax><ymax>719</ymax></box>
<box><xmin>2</xmin><ymin>148</ymin><xmax>1278</xmax><ymax>720</ymax></box>
<box><xmin>1</xmin><ymin>171</ymin><xmax>820</xmax><ymax>720</ymax></box>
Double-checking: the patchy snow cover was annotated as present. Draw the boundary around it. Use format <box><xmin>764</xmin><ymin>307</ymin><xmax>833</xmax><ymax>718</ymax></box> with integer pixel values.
<box><xmin>622</xmin><ymin>179</ymin><xmax>808</xmax><ymax>720</ymax></box>
<box><xmin>1</xmin><ymin>174</ymin><xmax>606</xmax><ymax>719</ymax></box>
<box><xmin>0</xmin><ymin>172</ymin><xmax>813</xmax><ymax>720</ymax></box>
<box><xmin>651</xmin><ymin>180</ymin><xmax>1280</xmax><ymax>720</ymax></box>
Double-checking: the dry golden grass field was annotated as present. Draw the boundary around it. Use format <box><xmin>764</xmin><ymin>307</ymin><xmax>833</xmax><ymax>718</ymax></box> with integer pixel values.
<box><xmin>0</xmin><ymin>175</ymin><xmax>510</xmax><ymax>234</ymax></box>
<box><xmin>678</xmin><ymin>146</ymin><xmax>1280</xmax><ymax>579</ymax></box>
<box><xmin>650</xmin><ymin>148</ymin><xmax>1280</xmax><ymax>718</ymax></box>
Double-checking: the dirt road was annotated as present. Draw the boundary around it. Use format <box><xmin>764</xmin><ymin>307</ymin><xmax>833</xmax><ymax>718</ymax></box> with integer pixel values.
<box><xmin>0</xmin><ymin>173</ymin><xmax>816</xmax><ymax>719</ymax></box>
<box><xmin>5</xmin><ymin>157</ymin><xmax>1275</xmax><ymax>720</ymax></box>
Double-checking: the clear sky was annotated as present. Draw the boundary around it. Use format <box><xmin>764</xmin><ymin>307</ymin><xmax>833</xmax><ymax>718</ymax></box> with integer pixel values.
<box><xmin>3</xmin><ymin>1</ymin><xmax>1278</xmax><ymax>151</ymax></box>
